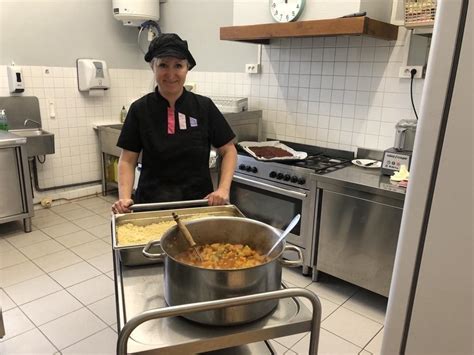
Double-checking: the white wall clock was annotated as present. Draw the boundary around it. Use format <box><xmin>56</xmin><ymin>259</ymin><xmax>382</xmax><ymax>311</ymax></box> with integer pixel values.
<box><xmin>270</xmin><ymin>0</ymin><xmax>306</xmax><ymax>23</ymax></box>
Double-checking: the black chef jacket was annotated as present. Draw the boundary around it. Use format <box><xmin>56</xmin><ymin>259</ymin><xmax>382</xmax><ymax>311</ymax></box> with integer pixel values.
<box><xmin>117</xmin><ymin>88</ymin><xmax>235</xmax><ymax>203</ymax></box>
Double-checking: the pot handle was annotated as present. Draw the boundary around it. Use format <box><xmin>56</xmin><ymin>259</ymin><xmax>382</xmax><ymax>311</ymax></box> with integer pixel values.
<box><xmin>142</xmin><ymin>240</ymin><xmax>165</xmax><ymax>260</ymax></box>
<box><xmin>279</xmin><ymin>244</ymin><xmax>304</xmax><ymax>267</ymax></box>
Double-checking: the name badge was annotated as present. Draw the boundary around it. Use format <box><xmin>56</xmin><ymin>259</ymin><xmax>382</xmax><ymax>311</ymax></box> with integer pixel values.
<box><xmin>190</xmin><ymin>117</ymin><xmax>198</xmax><ymax>127</ymax></box>
<box><xmin>178</xmin><ymin>112</ymin><xmax>187</xmax><ymax>130</ymax></box>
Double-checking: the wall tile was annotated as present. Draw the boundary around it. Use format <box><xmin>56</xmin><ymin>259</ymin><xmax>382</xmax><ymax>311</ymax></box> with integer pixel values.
<box><xmin>1</xmin><ymin>35</ymin><xmax>424</xmax><ymax>199</ymax></box>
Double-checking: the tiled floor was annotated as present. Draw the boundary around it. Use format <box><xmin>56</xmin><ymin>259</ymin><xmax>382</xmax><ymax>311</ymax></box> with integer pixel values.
<box><xmin>0</xmin><ymin>195</ymin><xmax>387</xmax><ymax>354</ymax></box>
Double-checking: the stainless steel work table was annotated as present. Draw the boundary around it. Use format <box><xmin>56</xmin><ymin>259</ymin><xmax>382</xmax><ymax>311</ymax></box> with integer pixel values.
<box><xmin>113</xmin><ymin>251</ymin><xmax>321</xmax><ymax>354</ymax></box>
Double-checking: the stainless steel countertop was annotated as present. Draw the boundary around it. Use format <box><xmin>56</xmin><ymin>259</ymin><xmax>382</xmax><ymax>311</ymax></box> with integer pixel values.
<box><xmin>314</xmin><ymin>165</ymin><xmax>406</xmax><ymax>200</ymax></box>
<box><xmin>0</xmin><ymin>130</ymin><xmax>26</xmax><ymax>147</ymax></box>
<box><xmin>114</xmin><ymin>251</ymin><xmax>320</xmax><ymax>354</ymax></box>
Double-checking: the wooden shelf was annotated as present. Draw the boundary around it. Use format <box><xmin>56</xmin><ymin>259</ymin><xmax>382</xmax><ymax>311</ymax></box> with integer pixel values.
<box><xmin>220</xmin><ymin>17</ymin><xmax>398</xmax><ymax>44</ymax></box>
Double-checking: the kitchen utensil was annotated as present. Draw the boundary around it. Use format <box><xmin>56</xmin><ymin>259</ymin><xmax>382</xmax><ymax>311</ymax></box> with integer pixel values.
<box><xmin>355</xmin><ymin>159</ymin><xmax>377</xmax><ymax>167</ymax></box>
<box><xmin>265</xmin><ymin>214</ymin><xmax>301</xmax><ymax>257</ymax></box>
<box><xmin>142</xmin><ymin>216</ymin><xmax>303</xmax><ymax>325</ymax></box>
<box><xmin>381</xmin><ymin>119</ymin><xmax>416</xmax><ymax>176</ymax></box>
<box><xmin>381</xmin><ymin>148</ymin><xmax>412</xmax><ymax>176</ymax></box>
<box><xmin>172</xmin><ymin>212</ymin><xmax>203</xmax><ymax>262</ymax></box>
<box><xmin>394</xmin><ymin>119</ymin><xmax>417</xmax><ymax>151</ymax></box>
<box><xmin>352</xmin><ymin>159</ymin><xmax>382</xmax><ymax>169</ymax></box>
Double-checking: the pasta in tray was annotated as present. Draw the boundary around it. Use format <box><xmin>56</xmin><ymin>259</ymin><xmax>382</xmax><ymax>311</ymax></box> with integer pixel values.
<box><xmin>116</xmin><ymin>213</ymin><xmax>217</xmax><ymax>247</ymax></box>
<box><xmin>116</xmin><ymin>221</ymin><xmax>173</xmax><ymax>246</ymax></box>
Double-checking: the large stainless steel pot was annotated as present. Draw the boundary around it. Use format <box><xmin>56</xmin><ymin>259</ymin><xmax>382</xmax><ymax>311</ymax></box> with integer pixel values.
<box><xmin>142</xmin><ymin>216</ymin><xmax>303</xmax><ymax>326</ymax></box>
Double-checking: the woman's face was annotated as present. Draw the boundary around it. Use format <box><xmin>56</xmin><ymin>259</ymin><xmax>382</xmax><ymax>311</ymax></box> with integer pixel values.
<box><xmin>153</xmin><ymin>57</ymin><xmax>189</xmax><ymax>98</ymax></box>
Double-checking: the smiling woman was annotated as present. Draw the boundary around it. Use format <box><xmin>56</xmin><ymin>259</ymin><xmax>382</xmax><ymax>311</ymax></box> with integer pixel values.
<box><xmin>112</xmin><ymin>33</ymin><xmax>238</xmax><ymax>213</ymax></box>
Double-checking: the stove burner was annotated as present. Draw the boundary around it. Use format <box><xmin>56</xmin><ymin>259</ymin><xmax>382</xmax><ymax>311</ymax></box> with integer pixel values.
<box><xmin>284</xmin><ymin>154</ymin><xmax>350</xmax><ymax>173</ymax></box>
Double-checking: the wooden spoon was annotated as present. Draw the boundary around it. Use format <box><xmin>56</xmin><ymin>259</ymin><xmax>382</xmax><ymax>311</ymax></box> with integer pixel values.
<box><xmin>172</xmin><ymin>212</ymin><xmax>203</xmax><ymax>261</ymax></box>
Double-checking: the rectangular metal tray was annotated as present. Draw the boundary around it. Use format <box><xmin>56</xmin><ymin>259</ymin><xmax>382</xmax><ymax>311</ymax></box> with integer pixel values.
<box><xmin>111</xmin><ymin>205</ymin><xmax>245</xmax><ymax>266</ymax></box>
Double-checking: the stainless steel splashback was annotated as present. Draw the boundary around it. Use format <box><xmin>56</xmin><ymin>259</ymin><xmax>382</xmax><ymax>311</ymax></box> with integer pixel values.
<box><xmin>223</xmin><ymin>110</ymin><xmax>261</xmax><ymax>142</ymax></box>
<box><xmin>0</xmin><ymin>96</ymin><xmax>42</xmax><ymax>129</ymax></box>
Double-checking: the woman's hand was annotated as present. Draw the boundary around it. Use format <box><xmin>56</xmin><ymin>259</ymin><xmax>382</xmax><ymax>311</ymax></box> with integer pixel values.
<box><xmin>112</xmin><ymin>198</ymin><xmax>134</xmax><ymax>213</ymax></box>
<box><xmin>205</xmin><ymin>188</ymin><xmax>229</xmax><ymax>206</ymax></box>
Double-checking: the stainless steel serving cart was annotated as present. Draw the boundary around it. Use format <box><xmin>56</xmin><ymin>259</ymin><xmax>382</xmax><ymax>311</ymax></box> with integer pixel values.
<box><xmin>114</xmin><ymin>252</ymin><xmax>321</xmax><ymax>354</ymax></box>
<box><xmin>112</xmin><ymin>200</ymin><xmax>322</xmax><ymax>354</ymax></box>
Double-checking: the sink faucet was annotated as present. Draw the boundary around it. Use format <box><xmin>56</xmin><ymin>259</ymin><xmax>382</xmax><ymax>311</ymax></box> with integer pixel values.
<box><xmin>24</xmin><ymin>119</ymin><xmax>41</xmax><ymax>127</ymax></box>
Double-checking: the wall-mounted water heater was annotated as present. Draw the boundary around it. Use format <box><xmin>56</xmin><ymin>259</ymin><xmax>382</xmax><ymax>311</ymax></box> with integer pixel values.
<box><xmin>113</xmin><ymin>0</ymin><xmax>160</xmax><ymax>26</ymax></box>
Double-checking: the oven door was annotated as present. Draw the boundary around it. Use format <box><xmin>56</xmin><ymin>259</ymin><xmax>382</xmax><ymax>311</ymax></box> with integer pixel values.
<box><xmin>230</xmin><ymin>174</ymin><xmax>315</xmax><ymax>263</ymax></box>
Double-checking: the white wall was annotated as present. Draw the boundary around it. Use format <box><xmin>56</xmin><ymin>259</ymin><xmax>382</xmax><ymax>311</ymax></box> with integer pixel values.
<box><xmin>158</xmin><ymin>0</ymin><xmax>256</xmax><ymax>72</ymax></box>
<box><xmin>233</xmin><ymin>0</ymin><xmax>393</xmax><ymax>25</ymax></box>
<box><xmin>0</xmin><ymin>0</ymin><xmax>255</xmax><ymax>72</ymax></box>
<box><xmin>0</xmin><ymin>26</ymin><xmax>423</xmax><ymax>203</ymax></box>
<box><xmin>0</xmin><ymin>1</ymin><xmax>425</xmax><ymax>202</ymax></box>
<box><xmin>247</xmin><ymin>28</ymin><xmax>422</xmax><ymax>151</ymax></box>
<box><xmin>0</xmin><ymin>65</ymin><xmax>154</xmax><ymax>202</ymax></box>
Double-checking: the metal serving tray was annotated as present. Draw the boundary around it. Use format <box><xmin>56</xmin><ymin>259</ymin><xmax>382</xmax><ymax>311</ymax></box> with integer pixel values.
<box><xmin>112</xmin><ymin>204</ymin><xmax>245</xmax><ymax>266</ymax></box>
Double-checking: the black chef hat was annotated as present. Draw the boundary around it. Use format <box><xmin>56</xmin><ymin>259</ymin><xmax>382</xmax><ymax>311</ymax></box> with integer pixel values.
<box><xmin>144</xmin><ymin>33</ymin><xmax>196</xmax><ymax>70</ymax></box>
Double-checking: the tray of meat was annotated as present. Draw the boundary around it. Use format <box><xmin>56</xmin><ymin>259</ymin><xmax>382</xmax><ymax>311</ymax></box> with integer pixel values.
<box><xmin>238</xmin><ymin>141</ymin><xmax>308</xmax><ymax>161</ymax></box>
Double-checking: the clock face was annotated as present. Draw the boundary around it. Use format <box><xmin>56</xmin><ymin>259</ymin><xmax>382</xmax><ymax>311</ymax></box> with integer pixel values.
<box><xmin>270</xmin><ymin>0</ymin><xmax>305</xmax><ymax>23</ymax></box>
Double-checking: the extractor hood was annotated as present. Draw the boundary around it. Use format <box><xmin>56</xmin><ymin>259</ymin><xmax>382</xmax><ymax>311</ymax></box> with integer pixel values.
<box><xmin>220</xmin><ymin>16</ymin><xmax>398</xmax><ymax>44</ymax></box>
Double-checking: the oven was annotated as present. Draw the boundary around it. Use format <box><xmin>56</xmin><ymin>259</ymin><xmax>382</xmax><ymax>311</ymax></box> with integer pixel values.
<box><xmin>230</xmin><ymin>156</ymin><xmax>317</xmax><ymax>274</ymax></box>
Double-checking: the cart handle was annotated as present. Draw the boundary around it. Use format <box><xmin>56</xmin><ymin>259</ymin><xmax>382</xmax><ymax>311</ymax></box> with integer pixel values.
<box><xmin>117</xmin><ymin>288</ymin><xmax>321</xmax><ymax>355</ymax></box>
<box><xmin>130</xmin><ymin>199</ymin><xmax>209</xmax><ymax>212</ymax></box>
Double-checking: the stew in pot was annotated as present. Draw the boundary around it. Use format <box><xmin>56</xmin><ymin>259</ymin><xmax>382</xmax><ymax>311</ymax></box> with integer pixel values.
<box><xmin>175</xmin><ymin>243</ymin><xmax>268</xmax><ymax>269</ymax></box>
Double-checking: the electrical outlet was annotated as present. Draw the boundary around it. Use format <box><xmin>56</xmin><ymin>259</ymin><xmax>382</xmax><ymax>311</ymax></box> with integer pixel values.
<box><xmin>399</xmin><ymin>66</ymin><xmax>424</xmax><ymax>79</ymax></box>
<box><xmin>245</xmin><ymin>64</ymin><xmax>260</xmax><ymax>74</ymax></box>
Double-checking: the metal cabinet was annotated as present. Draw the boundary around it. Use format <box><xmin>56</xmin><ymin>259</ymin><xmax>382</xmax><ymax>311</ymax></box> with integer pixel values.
<box><xmin>0</xmin><ymin>132</ymin><xmax>33</xmax><ymax>232</ymax></box>
<box><xmin>315</xmin><ymin>183</ymin><xmax>404</xmax><ymax>297</ymax></box>
<box><xmin>0</xmin><ymin>148</ymin><xmax>24</xmax><ymax>216</ymax></box>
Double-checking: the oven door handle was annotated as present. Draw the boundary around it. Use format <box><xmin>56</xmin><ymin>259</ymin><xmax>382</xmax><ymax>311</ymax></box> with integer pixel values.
<box><xmin>233</xmin><ymin>175</ymin><xmax>307</xmax><ymax>199</ymax></box>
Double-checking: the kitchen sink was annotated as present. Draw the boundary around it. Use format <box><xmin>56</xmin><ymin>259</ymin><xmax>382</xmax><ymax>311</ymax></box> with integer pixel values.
<box><xmin>97</xmin><ymin>124</ymin><xmax>123</xmax><ymax>156</ymax></box>
<box><xmin>9</xmin><ymin>129</ymin><xmax>55</xmax><ymax>157</ymax></box>
<box><xmin>104</xmin><ymin>124</ymin><xmax>123</xmax><ymax>130</ymax></box>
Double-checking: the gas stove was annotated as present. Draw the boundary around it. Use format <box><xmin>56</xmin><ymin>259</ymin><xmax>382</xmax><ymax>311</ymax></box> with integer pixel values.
<box><xmin>236</xmin><ymin>141</ymin><xmax>353</xmax><ymax>189</ymax></box>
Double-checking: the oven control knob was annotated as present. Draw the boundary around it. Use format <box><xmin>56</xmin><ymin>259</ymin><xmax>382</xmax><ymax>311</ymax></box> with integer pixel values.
<box><xmin>298</xmin><ymin>178</ymin><xmax>306</xmax><ymax>185</ymax></box>
<box><xmin>238</xmin><ymin>164</ymin><xmax>246</xmax><ymax>170</ymax></box>
<box><xmin>277</xmin><ymin>173</ymin><xmax>284</xmax><ymax>180</ymax></box>
<box><xmin>284</xmin><ymin>174</ymin><xmax>291</xmax><ymax>181</ymax></box>
<box><xmin>245</xmin><ymin>165</ymin><xmax>252</xmax><ymax>172</ymax></box>
<box><xmin>251</xmin><ymin>167</ymin><xmax>258</xmax><ymax>173</ymax></box>
<box><xmin>269</xmin><ymin>171</ymin><xmax>277</xmax><ymax>178</ymax></box>
<box><xmin>291</xmin><ymin>176</ymin><xmax>298</xmax><ymax>183</ymax></box>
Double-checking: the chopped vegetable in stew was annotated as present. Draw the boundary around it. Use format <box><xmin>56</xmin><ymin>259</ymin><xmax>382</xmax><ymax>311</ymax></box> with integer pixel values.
<box><xmin>175</xmin><ymin>243</ymin><xmax>268</xmax><ymax>269</ymax></box>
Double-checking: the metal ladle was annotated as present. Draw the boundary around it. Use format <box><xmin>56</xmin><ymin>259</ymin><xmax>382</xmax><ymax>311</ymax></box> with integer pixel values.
<box><xmin>265</xmin><ymin>214</ymin><xmax>301</xmax><ymax>257</ymax></box>
<box><xmin>172</xmin><ymin>212</ymin><xmax>203</xmax><ymax>261</ymax></box>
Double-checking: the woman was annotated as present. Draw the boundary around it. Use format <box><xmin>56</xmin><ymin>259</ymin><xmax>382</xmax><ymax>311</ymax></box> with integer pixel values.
<box><xmin>112</xmin><ymin>33</ymin><xmax>237</xmax><ymax>213</ymax></box>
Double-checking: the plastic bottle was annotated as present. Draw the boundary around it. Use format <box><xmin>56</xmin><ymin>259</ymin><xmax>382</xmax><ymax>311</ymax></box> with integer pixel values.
<box><xmin>107</xmin><ymin>157</ymin><xmax>115</xmax><ymax>183</ymax></box>
<box><xmin>0</xmin><ymin>109</ymin><xmax>8</xmax><ymax>131</ymax></box>
<box><xmin>120</xmin><ymin>106</ymin><xmax>127</xmax><ymax>123</ymax></box>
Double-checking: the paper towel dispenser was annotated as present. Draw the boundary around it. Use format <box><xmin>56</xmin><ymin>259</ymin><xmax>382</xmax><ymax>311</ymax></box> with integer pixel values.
<box><xmin>76</xmin><ymin>59</ymin><xmax>110</xmax><ymax>93</ymax></box>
